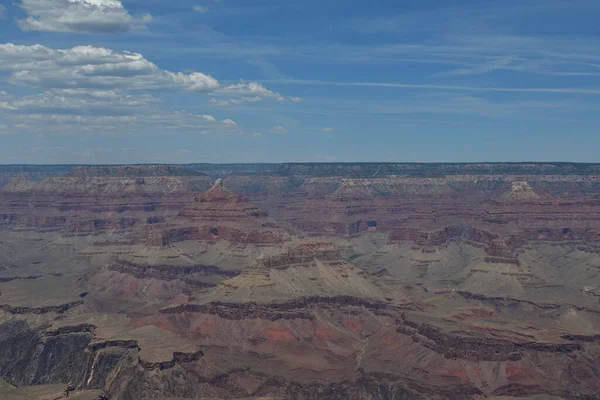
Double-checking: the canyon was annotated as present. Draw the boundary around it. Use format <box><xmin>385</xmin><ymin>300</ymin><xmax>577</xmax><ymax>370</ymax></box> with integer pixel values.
<box><xmin>1</xmin><ymin>163</ymin><xmax>600</xmax><ymax>399</ymax></box>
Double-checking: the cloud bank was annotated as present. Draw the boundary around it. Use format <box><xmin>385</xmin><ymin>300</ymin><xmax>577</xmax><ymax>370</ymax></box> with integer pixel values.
<box><xmin>18</xmin><ymin>0</ymin><xmax>151</xmax><ymax>34</ymax></box>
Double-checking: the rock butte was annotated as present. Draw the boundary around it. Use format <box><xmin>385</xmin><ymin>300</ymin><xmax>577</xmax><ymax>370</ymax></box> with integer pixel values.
<box><xmin>1</xmin><ymin>163</ymin><xmax>600</xmax><ymax>399</ymax></box>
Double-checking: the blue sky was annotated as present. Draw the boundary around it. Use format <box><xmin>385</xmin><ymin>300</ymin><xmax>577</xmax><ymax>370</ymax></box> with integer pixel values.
<box><xmin>0</xmin><ymin>0</ymin><xmax>599</xmax><ymax>163</ymax></box>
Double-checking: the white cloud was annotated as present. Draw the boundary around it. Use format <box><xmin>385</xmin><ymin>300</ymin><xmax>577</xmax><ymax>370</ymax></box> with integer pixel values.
<box><xmin>210</xmin><ymin>81</ymin><xmax>293</xmax><ymax>106</ymax></box>
<box><xmin>0</xmin><ymin>88</ymin><xmax>244</xmax><ymax>136</ymax></box>
<box><xmin>209</xmin><ymin>99</ymin><xmax>233</xmax><ymax>107</ymax></box>
<box><xmin>51</xmin><ymin>88</ymin><xmax>130</xmax><ymax>99</ymax></box>
<box><xmin>217</xmin><ymin>81</ymin><xmax>279</xmax><ymax>97</ymax></box>
<box><xmin>0</xmin><ymin>90</ymin><xmax>152</xmax><ymax>115</ymax></box>
<box><xmin>289</xmin><ymin>96</ymin><xmax>302</xmax><ymax>102</ymax></box>
<box><xmin>17</xmin><ymin>0</ymin><xmax>151</xmax><ymax>34</ymax></box>
<box><xmin>441</xmin><ymin>56</ymin><xmax>515</xmax><ymax>76</ymax></box>
<box><xmin>240</xmin><ymin>96</ymin><xmax>263</xmax><ymax>103</ymax></box>
<box><xmin>210</xmin><ymin>95</ymin><xmax>265</xmax><ymax>106</ymax></box>
<box><xmin>270</xmin><ymin>125</ymin><xmax>288</xmax><ymax>134</ymax></box>
<box><xmin>251</xmin><ymin>132</ymin><xmax>263</xmax><ymax>137</ymax></box>
<box><xmin>322</xmin><ymin>127</ymin><xmax>334</xmax><ymax>132</ymax></box>
<box><xmin>0</xmin><ymin>43</ymin><xmax>219</xmax><ymax>92</ymax></box>
<box><xmin>0</xmin><ymin>44</ymin><xmax>297</xmax><ymax>139</ymax></box>
<box><xmin>193</xmin><ymin>6</ymin><xmax>209</xmax><ymax>13</ymax></box>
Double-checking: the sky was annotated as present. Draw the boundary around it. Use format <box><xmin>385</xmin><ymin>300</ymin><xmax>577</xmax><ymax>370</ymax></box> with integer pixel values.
<box><xmin>1</xmin><ymin>0</ymin><xmax>600</xmax><ymax>164</ymax></box>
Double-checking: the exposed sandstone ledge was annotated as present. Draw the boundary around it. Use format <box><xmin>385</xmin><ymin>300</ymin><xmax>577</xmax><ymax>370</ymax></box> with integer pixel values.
<box><xmin>37</xmin><ymin>324</ymin><xmax>205</xmax><ymax>373</ymax></box>
<box><xmin>180</xmin><ymin>279</ymin><xmax>217</xmax><ymax>289</ymax></box>
<box><xmin>388</xmin><ymin>226</ymin><xmax>463</xmax><ymax>246</ymax></box>
<box><xmin>0</xmin><ymin>319</ymin><xmax>591</xmax><ymax>399</ymax></box>
<box><xmin>456</xmin><ymin>291</ymin><xmax>600</xmax><ymax>316</ymax></box>
<box><xmin>252</xmin><ymin>372</ymin><xmax>483</xmax><ymax>400</ymax></box>
<box><xmin>88</xmin><ymin>340</ymin><xmax>203</xmax><ymax>372</ymax></box>
<box><xmin>397</xmin><ymin>323</ymin><xmax>522</xmax><ymax>362</ymax></box>
<box><xmin>388</xmin><ymin>224</ymin><xmax>600</xmax><ymax>261</ymax></box>
<box><xmin>490</xmin><ymin>384</ymin><xmax>553</xmax><ymax>398</ymax></box>
<box><xmin>397</xmin><ymin>315</ymin><xmax>580</xmax><ymax>362</ymax></box>
<box><xmin>109</xmin><ymin>260</ymin><xmax>239</xmax><ymax>284</ymax></box>
<box><xmin>0</xmin><ymin>300</ymin><xmax>83</xmax><ymax>315</ymax></box>
<box><xmin>88</xmin><ymin>339</ymin><xmax>140</xmax><ymax>352</ymax></box>
<box><xmin>484</xmin><ymin>256</ymin><xmax>521</xmax><ymax>266</ymax></box>
<box><xmin>44</xmin><ymin>324</ymin><xmax>97</xmax><ymax>337</ymax></box>
<box><xmin>68</xmin><ymin>165</ymin><xmax>207</xmax><ymax>177</ymax></box>
<box><xmin>160</xmin><ymin>296</ymin><xmax>407</xmax><ymax>321</ymax></box>
<box><xmin>139</xmin><ymin>350</ymin><xmax>205</xmax><ymax>371</ymax></box>
<box><xmin>3</xmin><ymin>216</ymin><xmax>67</xmax><ymax>229</ymax></box>
<box><xmin>457</xmin><ymin>291</ymin><xmax>563</xmax><ymax>310</ymax></box>
<box><xmin>160</xmin><ymin>301</ymin><xmax>314</xmax><ymax>321</ymax></box>
<box><xmin>260</xmin><ymin>242</ymin><xmax>341</xmax><ymax>269</ymax></box>
<box><xmin>561</xmin><ymin>333</ymin><xmax>600</xmax><ymax>342</ymax></box>
<box><xmin>2</xmin><ymin>214</ymin><xmax>144</xmax><ymax>232</ymax></box>
<box><xmin>491</xmin><ymin>384</ymin><xmax>599</xmax><ymax>400</ymax></box>
<box><xmin>388</xmin><ymin>226</ymin><xmax>522</xmax><ymax>259</ymax></box>
<box><xmin>152</xmin><ymin>226</ymin><xmax>286</xmax><ymax>246</ymax></box>
<box><xmin>65</xmin><ymin>217</ymin><xmax>140</xmax><ymax>233</ymax></box>
<box><xmin>0</xmin><ymin>275</ymin><xmax>41</xmax><ymax>283</ymax></box>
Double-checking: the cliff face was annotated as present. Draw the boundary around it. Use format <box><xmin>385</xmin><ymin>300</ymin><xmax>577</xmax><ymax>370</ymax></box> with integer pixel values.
<box><xmin>0</xmin><ymin>165</ymin><xmax>74</xmax><ymax>189</ymax></box>
<box><xmin>2</xmin><ymin>163</ymin><xmax>600</xmax><ymax>399</ymax></box>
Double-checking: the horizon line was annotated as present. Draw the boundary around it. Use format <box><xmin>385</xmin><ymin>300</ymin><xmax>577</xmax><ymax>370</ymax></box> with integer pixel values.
<box><xmin>1</xmin><ymin>161</ymin><xmax>600</xmax><ymax>167</ymax></box>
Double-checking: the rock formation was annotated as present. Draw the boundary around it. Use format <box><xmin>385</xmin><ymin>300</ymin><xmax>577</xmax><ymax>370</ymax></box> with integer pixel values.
<box><xmin>1</xmin><ymin>163</ymin><xmax>600</xmax><ymax>399</ymax></box>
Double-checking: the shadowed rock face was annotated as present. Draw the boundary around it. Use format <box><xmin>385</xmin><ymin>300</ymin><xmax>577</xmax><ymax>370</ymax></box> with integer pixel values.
<box><xmin>3</xmin><ymin>163</ymin><xmax>600</xmax><ymax>399</ymax></box>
